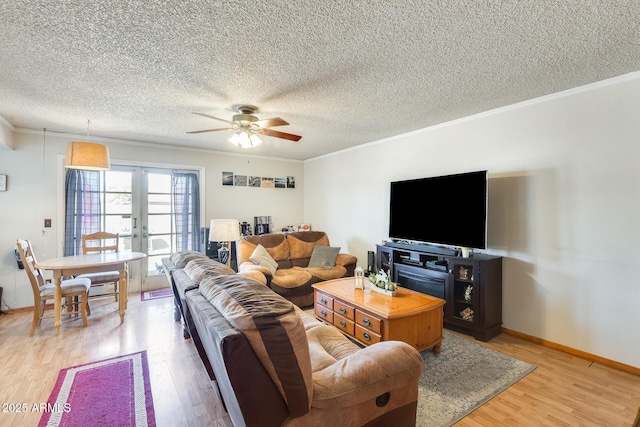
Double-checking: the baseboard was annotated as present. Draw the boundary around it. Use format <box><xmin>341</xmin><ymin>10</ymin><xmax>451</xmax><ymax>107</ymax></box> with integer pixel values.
<box><xmin>502</xmin><ymin>327</ymin><xmax>640</xmax><ymax>376</ymax></box>
<box><xmin>3</xmin><ymin>305</ymin><xmax>33</xmax><ymax>314</ymax></box>
<box><xmin>7</xmin><ymin>302</ymin><xmax>62</xmax><ymax>313</ymax></box>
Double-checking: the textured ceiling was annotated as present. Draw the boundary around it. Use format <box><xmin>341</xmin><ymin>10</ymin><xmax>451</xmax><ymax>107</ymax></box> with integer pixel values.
<box><xmin>1</xmin><ymin>1</ymin><xmax>639</xmax><ymax>160</ymax></box>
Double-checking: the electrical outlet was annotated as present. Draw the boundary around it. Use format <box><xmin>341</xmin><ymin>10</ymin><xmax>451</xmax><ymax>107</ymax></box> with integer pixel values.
<box><xmin>44</xmin><ymin>219</ymin><xmax>52</xmax><ymax>228</ymax></box>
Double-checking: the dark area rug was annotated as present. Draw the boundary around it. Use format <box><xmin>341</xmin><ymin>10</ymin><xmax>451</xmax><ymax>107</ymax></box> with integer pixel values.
<box><xmin>417</xmin><ymin>329</ymin><xmax>535</xmax><ymax>426</ymax></box>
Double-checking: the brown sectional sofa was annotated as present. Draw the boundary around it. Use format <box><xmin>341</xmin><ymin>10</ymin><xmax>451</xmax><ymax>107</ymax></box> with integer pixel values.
<box><xmin>236</xmin><ymin>231</ymin><xmax>357</xmax><ymax>307</ymax></box>
<box><xmin>163</xmin><ymin>250</ymin><xmax>266</xmax><ymax>338</ymax></box>
<box><xmin>164</xmin><ymin>252</ymin><xmax>424</xmax><ymax>427</ymax></box>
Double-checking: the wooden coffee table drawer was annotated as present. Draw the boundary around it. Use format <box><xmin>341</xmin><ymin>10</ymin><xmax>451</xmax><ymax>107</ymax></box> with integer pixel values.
<box><xmin>313</xmin><ymin>278</ymin><xmax>445</xmax><ymax>353</ymax></box>
<box><xmin>315</xmin><ymin>305</ymin><xmax>334</xmax><ymax>324</ymax></box>
<box><xmin>315</xmin><ymin>292</ymin><xmax>334</xmax><ymax>310</ymax></box>
<box><xmin>334</xmin><ymin>301</ymin><xmax>355</xmax><ymax>320</ymax></box>
<box><xmin>355</xmin><ymin>325</ymin><xmax>381</xmax><ymax>345</ymax></box>
<box><xmin>333</xmin><ymin>313</ymin><xmax>354</xmax><ymax>335</ymax></box>
<box><xmin>356</xmin><ymin>310</ymin><xmax>382</xmax><ymax>334</ymax></box>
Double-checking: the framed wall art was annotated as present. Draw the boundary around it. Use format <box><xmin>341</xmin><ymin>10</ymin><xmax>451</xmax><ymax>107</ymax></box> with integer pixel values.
<box><xmin>223</xmin><ymin>171</ymin><xmax>295</xmax><ymax>189</ymax></box>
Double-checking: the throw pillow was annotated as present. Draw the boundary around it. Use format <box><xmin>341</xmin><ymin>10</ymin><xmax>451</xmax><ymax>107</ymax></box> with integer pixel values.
<box><xmin>307</xmin><ymin>246</ymin><xmax>340</xmax><ymax>269</ymax></box>
<box><xmin>249</xmin><ymin>244</ymin><xmax>279</xmax><ymax>275</ymax></box>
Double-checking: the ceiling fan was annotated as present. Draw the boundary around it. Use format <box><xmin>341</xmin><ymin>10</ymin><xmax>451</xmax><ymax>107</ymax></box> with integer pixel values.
<box><xmin>187</xmin><ymin>104</ymin><xmax>302</xmax><ymax>148</ymax></box>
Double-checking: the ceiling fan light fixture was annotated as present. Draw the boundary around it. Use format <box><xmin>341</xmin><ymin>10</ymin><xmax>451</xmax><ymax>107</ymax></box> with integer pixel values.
<box><xmin>250</xmin><ymin>132</ymin><xmax>262</xmax><ymax>147</ymax></box>
<box><xmin>189</xmin><ymin>105</ymin><xmax>300</xmax><ymax>146</ymax></box>
<box><xmin>229</xmin><ymin>129</ymin><xmax>262</xmax><ymax>149</ymax></box>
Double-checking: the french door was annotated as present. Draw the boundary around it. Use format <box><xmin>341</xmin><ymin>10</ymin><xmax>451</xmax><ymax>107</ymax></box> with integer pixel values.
<box><xmin>100</xmin><ymin>166</ymin><xmax>196</xmax><ymax>291</ymax></box>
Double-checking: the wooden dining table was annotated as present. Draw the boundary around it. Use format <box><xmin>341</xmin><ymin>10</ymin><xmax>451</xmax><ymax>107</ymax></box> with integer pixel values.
<box><xmin>35</xmin><ymin>251</ymin><xmax>146</xmax><ymax>334</ymax></box>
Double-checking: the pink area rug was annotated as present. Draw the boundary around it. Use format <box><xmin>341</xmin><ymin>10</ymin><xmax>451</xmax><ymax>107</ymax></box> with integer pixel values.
<box><xmin>38</xmin><ymin>351</ymin><xmax>156</xmax><ymax>427</ymax></box>
<box><xmin>140</xmin><ymin>288</ymin><xmax>173</xmax><ymax>301</ymax></box>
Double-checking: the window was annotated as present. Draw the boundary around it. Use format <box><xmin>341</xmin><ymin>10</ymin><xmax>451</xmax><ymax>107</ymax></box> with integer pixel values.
<box><xmin>64</xmin><ymin>166</ymin><xmax>201</xmax><ymax>284</ymax></box>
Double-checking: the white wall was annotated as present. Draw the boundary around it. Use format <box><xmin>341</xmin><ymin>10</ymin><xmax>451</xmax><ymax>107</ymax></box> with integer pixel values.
<box><xmin>0</xmin><ymin>131</ymin><xmax>303</xmax><ymax>309</ymax></box>
<box><xmin>304</xmin><ymin>73</ymin><xmax>640</xmax><ymax>369</ymax></box>
<box><xmin>0</xmin><ymin>116</ymin><xmax>14</xmax><ymax>149</ymax></box>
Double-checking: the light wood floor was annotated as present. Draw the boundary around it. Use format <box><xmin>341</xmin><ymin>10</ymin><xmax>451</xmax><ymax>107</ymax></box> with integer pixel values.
<box><xmin>1</xmin><ymin>295</ymin><xmax>639</xmax><ymax>427</ymax></box>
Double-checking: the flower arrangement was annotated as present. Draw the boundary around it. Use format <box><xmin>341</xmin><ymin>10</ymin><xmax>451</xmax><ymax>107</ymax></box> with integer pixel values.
<box><xmin>368</xmin><ymin>270</ymin><xmax>397</xmax><ymax>292</ymax></box>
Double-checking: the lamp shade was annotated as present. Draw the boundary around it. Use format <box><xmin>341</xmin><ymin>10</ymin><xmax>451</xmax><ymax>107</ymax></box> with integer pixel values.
<box><xmin>64</xmin><ymin>141</ymin><xmax>111</xmax><ymax>170</ymax></box>
<box><xmin>209</xmin><ymin>219</ymin><xmax>240</xmax><ymax>242</ymax></box>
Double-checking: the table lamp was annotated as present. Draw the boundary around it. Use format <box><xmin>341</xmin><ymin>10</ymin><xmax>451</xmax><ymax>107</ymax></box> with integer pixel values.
<box><xmin>209</xmin><ymin>219</ymin><xmax>240</xmax><ymax>267</ymax></box>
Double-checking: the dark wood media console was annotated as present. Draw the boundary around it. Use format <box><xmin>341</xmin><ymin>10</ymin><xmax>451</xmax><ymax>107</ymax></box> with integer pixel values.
<box><xmin>376</xmin><ymin>243</ymin><xmax>502</xmax><ymax>341</ymax></box>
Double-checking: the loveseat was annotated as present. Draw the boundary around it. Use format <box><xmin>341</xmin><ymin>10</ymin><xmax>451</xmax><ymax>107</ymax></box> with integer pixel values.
<box><xmin>236</xmin><ymin>231</ymin><xmax>357</xmax><ymax>307</ymax></box>
<box><xmin>165</xmin><ymin>253</ymin><xmax>424</xmax><ymax>427</ymax></box>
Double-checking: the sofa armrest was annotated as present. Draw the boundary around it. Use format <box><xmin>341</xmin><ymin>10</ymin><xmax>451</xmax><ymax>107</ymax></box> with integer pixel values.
<box><xmin>237</xmin><ymin>270</ymin><xmax>268</xmax><ymax>285</ymax></box>
<box><xmin>238</xmin><ymin>262</ymin><xmax>273</xmax><ymax>281</ymax></box>
<box><xmin>311</xmin><ymin>341</ymin><xmax>423</xmax><ymax>408</ymax></box>
<box><xmin>335</xmin><ymin>253</ymin><xmax>356</xmax><ymax>267</ymax></box>
<box><xmin>335</xmin><ymin>253</ymin><xmax>357</xmax><ymax>276</ymax></box>
<box><xmin>161</xmin><ymin>257</ymin><xmax>177</xmax><ymax>283</ymax></box>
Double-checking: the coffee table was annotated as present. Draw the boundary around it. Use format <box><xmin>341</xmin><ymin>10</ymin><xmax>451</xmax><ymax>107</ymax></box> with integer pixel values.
<box><xmin>313</xmin><ymin>277</ymin><xmax>445</xmax><ymax>353</ymax></box>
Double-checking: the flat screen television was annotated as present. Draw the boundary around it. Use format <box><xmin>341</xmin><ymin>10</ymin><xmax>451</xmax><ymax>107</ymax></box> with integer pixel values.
<box><xmin>389</xmin><ymin>170</ymin><xmax>487</xmax><ymax>249</ymax></box>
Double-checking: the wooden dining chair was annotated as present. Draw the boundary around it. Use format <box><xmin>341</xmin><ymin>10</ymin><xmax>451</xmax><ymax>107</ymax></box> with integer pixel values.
<box><xmin>16</xmin><ymin>238</ymin><xmax>91</xmax><ymax>336</ymax></box>
<box><xmin>78</xmin><ymin>231</ymin><xmax>121</xmax><ymax>302</ymax></box>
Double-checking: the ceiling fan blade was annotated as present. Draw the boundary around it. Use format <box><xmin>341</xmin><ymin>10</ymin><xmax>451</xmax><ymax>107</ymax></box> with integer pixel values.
<box><xmin>192</xmin><ymin>112</ymin><xmax>233</xmax><ymax>124</ymax></box>
<box><xmin>255</xmin><ymin>117</ymin><xmax>289</xmax><ymax>128</ymax></box>
<box><xmin>261</xmin><ymin>128</ymin><xmax>302</xmax><ymax>142</ymax></box>
<box><xmin>186</xmin><ymin>127</ymin><xmax>233</xmax><ymax>134</ymax></box>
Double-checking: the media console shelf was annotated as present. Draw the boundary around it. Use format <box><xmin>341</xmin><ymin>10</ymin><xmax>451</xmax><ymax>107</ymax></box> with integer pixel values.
<box><xmin>376</xmin><ymin>244</ymin><xmax>502</xmax><ymax>341</ymax></box>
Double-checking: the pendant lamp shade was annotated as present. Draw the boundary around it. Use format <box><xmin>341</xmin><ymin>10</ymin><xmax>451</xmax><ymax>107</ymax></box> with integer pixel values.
<box><xmin>64</xmin><ymin>141</ymin><xmax>111</xmax><ymax>170</ymax></box>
